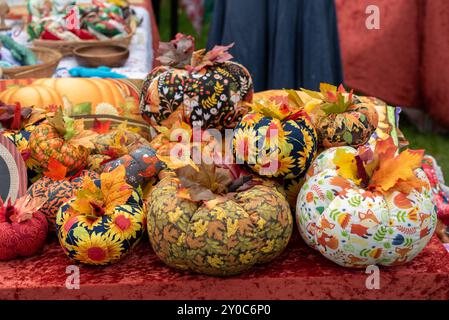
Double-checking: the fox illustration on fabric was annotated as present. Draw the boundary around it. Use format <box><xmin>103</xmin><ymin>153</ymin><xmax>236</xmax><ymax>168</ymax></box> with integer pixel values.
<box><xmin>350</xmin><ymin>209</ymin><xmax>380</xmax><ymax>239</ymax></box>
<box><xmin>316</xmin><ymin>217</ymin><xmax>338</xmax><ymax>250</ymax></box>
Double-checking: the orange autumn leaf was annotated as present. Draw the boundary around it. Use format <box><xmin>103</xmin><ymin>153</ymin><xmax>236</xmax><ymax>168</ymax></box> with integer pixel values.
<box><xmin>100</xmin><ymin>166</ymin><xmax>133</xmax><ymax>213</ymax></box>
<box><xmin>44</xmin><ymin>157</ymin><xmax>67</xmax><ymax>180</ymax></box>
<box><xmin>370</xmin><ymin>149</ymin><xmax>424</xmax><ymax>192</ymax></box>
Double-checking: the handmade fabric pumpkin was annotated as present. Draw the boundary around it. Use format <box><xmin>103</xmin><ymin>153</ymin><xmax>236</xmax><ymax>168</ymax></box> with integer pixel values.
<box><xmin>0</xmin><ymin>195</ymin><xmax>48</xmax><ymax>260</ymax></box>
<box><xmin>30</xmin><ymin>109</ymin><xmax>94</xmax><ymax>173</ymax></box>
<box><xmin>233</xmin><ymin>92</ymin><xmax>318</xmax><ymax>179</ymax></box>
<box><xmin>56</xmin><ymin>166</ymin><xmax>146</xmax><ymax>265</ymax></box>
<box><xmin>296</xmin><ymin>138</ymin><xmax>436</xmax><ymax>267</ymax></box>
<box><xmin>102</xmin><ymin>146</ymin><xmax>163</xmax><ymax>188</ymax></box>
<box><xmin>140</xmin><ymin>34</ymin><xmax>253</xmax><ymax>130</ymax></box>
<box><xmin>0</xmin><ymin>102</ymin><xmax>46</xmax><ymax>181</ymax></box>
<box><xmin>300</xmin><ymin>84</ymin><xmax>378</xmax><ymax>148</ymax></box>
<box><xmin>28</xmin><ymin>170</ymin><xmax>99</xmax><ymax>232</ymax></box>
<box><xmin>147</xmin><ymin>163</ymin><xmax>293</xmax><ymax>276</ymax></box>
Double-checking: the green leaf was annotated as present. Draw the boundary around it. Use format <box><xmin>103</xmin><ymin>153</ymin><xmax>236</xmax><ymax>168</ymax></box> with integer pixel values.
<box><xmin>316</xmin><ymin>207</ymin><xmax>325</xmax><ymax>214</ymax></box>
<box><xmin>72</xmin><ymin>102</ymin><xmax>92</xmax><ymax>115</ymax></box>
<box><xmin>326</xmin><ymin>190</ymin><xmax>334</xmax><ymax>201</ymax></box>
<box><xmin>343</xmin><ymin>131</ymin><xmax>353</xmax><ymax>144</ymax></box>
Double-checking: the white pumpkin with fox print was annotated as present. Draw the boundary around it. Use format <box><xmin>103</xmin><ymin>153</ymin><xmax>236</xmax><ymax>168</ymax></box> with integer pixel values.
<box><xmin>296</xmin><ymin>146</ymin><xmax>437</xmax><ymax>268</ymax></box>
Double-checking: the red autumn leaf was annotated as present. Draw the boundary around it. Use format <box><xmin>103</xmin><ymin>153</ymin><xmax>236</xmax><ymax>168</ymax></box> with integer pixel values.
<box><xmin>44</xmin><ymin>157</ymin><xmax>68</xmax><ymax>180</ymax></box>
<box><xmin>93</xmin><ymin>119</ymin><xmax>111</xmax><ymax>134</ymax></box>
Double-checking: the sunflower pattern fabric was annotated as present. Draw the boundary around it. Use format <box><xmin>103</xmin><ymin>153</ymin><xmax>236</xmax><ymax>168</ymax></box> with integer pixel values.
<box><xmin>147</xmin><ymin>176</ymin><xmax>293</xmax><ymax>276</ymax></box>
<box><xmin>3</xmin><ymin>124</ymin><xmax>42</xmax><ymax>182</ymax></box>
<box><xmin>56</xmin><ymin>179</ymin><xmax>146</xmax><ymax>265</ymax></box>
<box><xmin>233</xmin><ymin>112</ymin><xmax>318</xmax><ymax>179</ymax></box>
<box><xmin>140</xmin><ymin>62</ymin><xmax>253</xmax><ymax>130</ymax></box>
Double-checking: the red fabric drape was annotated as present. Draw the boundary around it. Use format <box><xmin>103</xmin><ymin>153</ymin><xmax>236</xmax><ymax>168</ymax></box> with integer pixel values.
<box><xmin>336</xmin><ymin>0</ymin><xmax>449</xmax><ymax>128</ymax></box>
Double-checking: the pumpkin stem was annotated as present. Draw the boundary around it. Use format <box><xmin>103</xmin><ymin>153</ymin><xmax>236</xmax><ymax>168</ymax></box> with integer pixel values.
<box><xmin>89</xmin><ymin>202</ymin><xmax>105</xmax><ymax>217</ymax></box>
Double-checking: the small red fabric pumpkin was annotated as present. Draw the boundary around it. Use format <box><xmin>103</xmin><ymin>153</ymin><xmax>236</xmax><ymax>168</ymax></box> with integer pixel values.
<box><xmin>0</xmin><ymin>195</ymin><xmax>48</xmax><ymax>260</ymax></box>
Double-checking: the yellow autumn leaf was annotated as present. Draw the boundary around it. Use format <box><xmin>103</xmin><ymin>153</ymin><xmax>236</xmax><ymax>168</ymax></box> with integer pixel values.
<box><xmin>70</xmin><ymin>177</ymin><xmax>103</xmax><ymax>215</ymax></box>
<box><xmin>100</xmin><ymin>166</ymin><xmax>133</xmax><ymax>213</ymax></box>
<box><xmin>333</xmin><ymin>148</ymin><xmax>361</xmax><ymax>184</ymax></box>
<box><xmin>320</xmin><ymin>83</ymin><xmax>337</xmax><ymax>95</ymax></box>
<box><xmin>370</xmin><ymin>149</ymin><xmax>424</xmax><ymax>192</ymax></box>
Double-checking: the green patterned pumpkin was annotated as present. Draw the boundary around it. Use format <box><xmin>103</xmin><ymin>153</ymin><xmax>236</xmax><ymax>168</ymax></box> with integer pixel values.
<box><xmin>147</xmin><ymin>164</ymin><xmax>293</xmax><ymax>276</ymax></box>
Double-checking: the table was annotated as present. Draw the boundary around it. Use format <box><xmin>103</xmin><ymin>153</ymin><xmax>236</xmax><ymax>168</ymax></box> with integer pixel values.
<box><xmin>1</xmin><ymin>232</ymin><xmax>448</xmax><ymax>300</ymax></box>
<box><xmin>9</xmin><ymin>6</ymin><xmax>154</xmax><ymax>79</ymax></box>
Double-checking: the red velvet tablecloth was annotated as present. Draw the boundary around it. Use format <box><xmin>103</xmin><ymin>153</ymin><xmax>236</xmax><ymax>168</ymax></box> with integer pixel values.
<box><xmin>1</xmin><ymin>233</ymin><xmax>448</xmax><ymax>300</ymax></box>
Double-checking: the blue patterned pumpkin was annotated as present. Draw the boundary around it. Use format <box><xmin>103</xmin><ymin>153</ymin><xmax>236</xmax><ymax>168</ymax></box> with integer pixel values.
<box><xmin>233</xmin><ymin>107</ymin><xmax>318</xmax><ymax>180</ymax></box>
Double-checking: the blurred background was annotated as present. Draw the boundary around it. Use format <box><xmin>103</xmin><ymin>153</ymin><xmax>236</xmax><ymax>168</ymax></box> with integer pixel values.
<box><xmin>154</xmin><ymin>0</ymin><xmax>449</xmax><ymax>178</ymax></box>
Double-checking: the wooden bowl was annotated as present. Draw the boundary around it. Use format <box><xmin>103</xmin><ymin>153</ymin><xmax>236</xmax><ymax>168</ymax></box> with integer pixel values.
<box><xmin>73</xmin><ymin>45</ymin><xmax>130</xmax><ymax>68</ymax></box>
<box><xmin>2</xmin><ymin>47</ymin><xmax>62</xmax><ymax>79</ymax></box>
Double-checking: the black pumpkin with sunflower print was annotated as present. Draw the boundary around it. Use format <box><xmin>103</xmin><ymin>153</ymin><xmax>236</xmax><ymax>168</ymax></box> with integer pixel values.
<box><xmin>147</xmin><ymin>163</ymin><xmax>293</xmax><ymax>276</ymax></box>
<box><xmin>140</xmin><ymin>34</ymin><xmax>253</xmax><ymax>130</ymax></box>
<box><xmin>56</xmin><ymin>166</ymin><xmax>146</xmax><ymax>265</ymax></box>
<box><xmin>233</xmin><ymin>91</ymin><xmax>318</xmax><ymax>180</ymax></box>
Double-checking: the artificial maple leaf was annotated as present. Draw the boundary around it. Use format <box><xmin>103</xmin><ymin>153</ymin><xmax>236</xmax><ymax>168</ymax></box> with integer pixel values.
<box><xmin>70</xmin><ymin>177</ymin><xmax>103</xmax><ymax>216</ymax></box>
<box><xmin>333</xmin><ymin>148</ymin><xmax>361</xmax><ymax>184</ymax></box>
<box><xmin>370</xmin><ymin>149</ymin><xmax>425</xmax><ymax>192</ymax></box>
<box><xmin>187</xmin><ymin>43</ymin><xmax>234</xmax><ymax>73</ymax></box>
<box><xmin>8</xmin><ymin>195</ymin><xmax>46</xmax><ymax>223</ymax></box>
<box><xmin>44</xmin><ymin>157</ymin><xmax>68</xmax><ymax>180</ymax></box>
<box><xmin>100</xmin><ymin>166</ymin><xmax>133</xmax><ymax>214</ymax></box>
<box><xmin>285</xmin><ymin>89</ymin><xmax>305</xmax><ymax>110</ymax></box>
<box><xmin>157</xmin><ymin>33</ymin><xmax>195</xmax><ymax>68</ymax></box>
<box><xmin>47</xmin><ymin>107</ymin><xmax>67</xmax><ymax>137</ymax></box>
<box><xmin>93</xmin><ymin>119</ymin><xmax>111</xmax><ymax>134</ymax></box>
<box><xmin>175</xmin><ymin>163</ymin><xmax>234</xmax><ymax>202</ymax></box>
<box><xmin>0</xmin><ymin>102</ymin><xmax>33</xmax><ymax>130</ymax></box>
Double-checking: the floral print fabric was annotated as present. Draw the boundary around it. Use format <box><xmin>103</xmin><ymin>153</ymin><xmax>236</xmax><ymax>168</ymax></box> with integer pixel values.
<box><xmin>233</xmin><ymin>112</ymin><xmax>318</xmax><ymax>179</ymax></box>
<box><xmin>140</xmin><ymin>61</ymin><xmax>253</xmax><ymax>130</ymax></box>
<box><xmin>296</xmin><ymin>147</ymin><xmax>437</xmax><ymax>268</ymax></box>
<box><xmin>56</xmin><ymin>179</ymin><xmax>146</xmax><ymax>265</ymax></box>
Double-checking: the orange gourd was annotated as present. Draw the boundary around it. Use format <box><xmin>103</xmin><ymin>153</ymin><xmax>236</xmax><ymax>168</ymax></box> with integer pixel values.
<box><xmin>0</xmin><ymin>84</ymin><xmax>62</xmax><ymax>107</ymax></box>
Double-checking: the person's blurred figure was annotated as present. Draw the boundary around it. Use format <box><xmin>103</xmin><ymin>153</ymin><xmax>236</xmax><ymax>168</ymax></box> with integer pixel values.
<box><xmin>207</xmin><ymin>0</ymin><xmax>343</xmax><ymax>92</ymax></box>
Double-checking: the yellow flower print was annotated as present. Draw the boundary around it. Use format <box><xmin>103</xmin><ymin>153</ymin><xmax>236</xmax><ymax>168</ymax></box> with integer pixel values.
<box><xmin>73</xmin><ymin>232</ymin><xmax>123</xmax><ymax>265</ymax></box>
<box><xmin>106</xmin><ymin>212</ymin><xmax>141</xmax><ymax>240</ymax></box>
<box><xmin>233</xmin><ymin>127</ymin><xmax>257</xmax><ymax>164</ymax></box>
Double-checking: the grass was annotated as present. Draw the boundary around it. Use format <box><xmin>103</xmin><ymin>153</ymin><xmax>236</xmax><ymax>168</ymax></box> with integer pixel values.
<box><xmin>157</xmin><ymin>1</ymin><xmax>449</xmax><ymax>181</ymax></box>
<box><xmin>401</xmin><ymin>120</ymin><xmax>449</xmax><ymax>181</ymax></box>
<box><xmin>158</xmin><ymin>0</ymin><xmax>209</xmax><ymax>48</ymax></box>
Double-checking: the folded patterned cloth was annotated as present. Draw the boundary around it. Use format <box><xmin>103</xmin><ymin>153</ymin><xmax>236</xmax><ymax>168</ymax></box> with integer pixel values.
<box><xmin>422</xmin><ymin>155</ymin><xmax>449</xmax><ymax>245</ymax></box>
